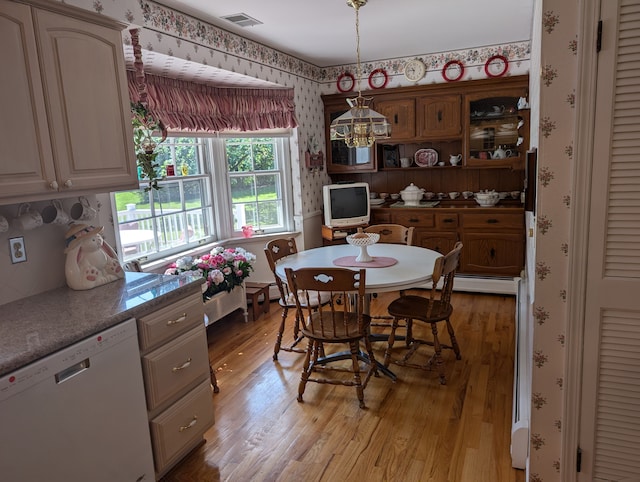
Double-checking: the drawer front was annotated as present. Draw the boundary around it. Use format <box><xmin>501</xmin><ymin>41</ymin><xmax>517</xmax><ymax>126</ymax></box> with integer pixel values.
<box><xmin>462</xmin><ymin>213</ymin><xmax>523</xmax><ymax>230</ymax></box>
<box><xmin>150</xmin><ymin>380</ymin><xmax>215</xmax><ymax>474</ymax></box>
<box><xmin>435</xmin><ymin>213</ymin><xmax>459</xmax><ymax>229</ymax></box>
<box><xmin>414</xmin><ymin>230</ymin><xmax>459</xmax><ymax>256</ymax></box>
<box><xmin>138</xmin><ymin>292</ymin><xmax>204</xmax><ymax>352</ymax></box>
<box><xmin>143</xmin><ymin>324</ymin><xmax>210</xmax><ymax>411</ymax></box>
<box><xmin>392</xmin><ymin>211</ymin><xmax>435</xmax><ymax>228</ymax></box>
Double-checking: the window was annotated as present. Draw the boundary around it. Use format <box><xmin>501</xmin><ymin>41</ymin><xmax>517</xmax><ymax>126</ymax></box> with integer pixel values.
<box><xmin>112</xmin><ymin>133</ymin><xmax>293</xmax><ymax>263</ymax></box>
<box><xmin>225</xmin><ymin>137</ymin><xmax>288</xmax><ymax>233</ymax></box>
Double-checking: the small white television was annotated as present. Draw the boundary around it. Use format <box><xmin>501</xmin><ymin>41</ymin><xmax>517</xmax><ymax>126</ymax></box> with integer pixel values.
<box><xmin>322</xmin><ymin>182</ymin><xmax>370</xmax><ymax>228</ymax></box>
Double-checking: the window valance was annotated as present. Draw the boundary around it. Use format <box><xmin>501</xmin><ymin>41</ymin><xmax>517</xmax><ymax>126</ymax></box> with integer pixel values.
<box><xmin>127</xmin><ymin>70</ymin><xmax>298</xmax><ymax>132</ymax></box>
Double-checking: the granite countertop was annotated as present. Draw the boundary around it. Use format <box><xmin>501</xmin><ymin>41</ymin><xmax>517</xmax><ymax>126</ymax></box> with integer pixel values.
<box><xmin>0</xmin><ymin>272</ymin><xmax>205</xmax><ymax>377</ymax></box>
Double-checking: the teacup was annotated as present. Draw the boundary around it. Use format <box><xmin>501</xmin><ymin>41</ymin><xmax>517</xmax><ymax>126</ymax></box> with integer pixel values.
<box><xmin>424</xmin><ymin>191</ymin><xmax>435</xmax><ymax>200</ymax></box>
<box><xmin>390</xmin><ymin>193</ymin><xmax>400</xmax><ymax>200</ymax></box>
<box><xmin>437</xmin><ymin>192</ymin><xmax>446</xmax><ymax>199</ymax></box>
<box><xmin>70</xmin><ymin>197</ymin><xmax>97</xmax><ymax>221</ymax></box>
<box><xmin>448</xmin><ymin>191</ymin><xmax>460</xmax><ymax>200</ymax></box>
<box><xmin>369</xmin><ymin>192</ymin><xmax>378</xmax><ymax>199</ymax></box>
<box><xmin>42</xmin><ymin>200</ymin><xmax>71</xmax><ymax>226</ymax></box>
<box><xmin>400</xmin><ymin>157</ymin><xmax>411</xmax><ymax>168</ymax></box>
<box><xmin>14</xmin><ymin>203</ymin><xmax>43</xmax><ymax>230</ymax></box>
<box><xmin>511</xmin><ymin>191</ymin><xmax>521</xmax><ymax>200</ymax></box>
<box><xmin>462</xmin><ymin>191</ymin><xmax>474</xmax><ymax>199</ymax></box>
<box><xmin>379</xmin><ymin>192</ymin><xmax>389</xmax><ymax>200</ymax></box>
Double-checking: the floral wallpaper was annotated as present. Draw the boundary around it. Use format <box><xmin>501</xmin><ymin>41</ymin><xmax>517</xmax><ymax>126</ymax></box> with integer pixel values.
<box><xmin>30</xmin><ymin>7</ymin><xmax>602</xmax><ymax>482</ymax></box>
<box><xmin>528</xmin><ymin>0</ymin><xmax>579</xmax><ymax>480</ymax></box>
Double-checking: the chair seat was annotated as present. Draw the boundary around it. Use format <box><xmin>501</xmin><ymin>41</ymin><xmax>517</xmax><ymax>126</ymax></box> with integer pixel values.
<box><xmin>388</xmin><ymin>295</ymin><xmax>453</xmax><ymax>323</ymax></box>
<box><xmin>281</xmin><ymin>290</ymin><xmax>332</xmax><ymax>308</ymax></box>
<box><xmin>301</xmin><ymin>312</ymin><xmax>371</xmax><ymax>342</ymax></box>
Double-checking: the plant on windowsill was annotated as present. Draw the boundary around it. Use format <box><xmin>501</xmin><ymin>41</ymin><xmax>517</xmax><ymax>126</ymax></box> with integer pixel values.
<box><xmin>131</xmin><ymin>102</ymin><xmax>167</xmax><ymax>192</ymax></box>
<box><xmin>164</xmin><ymin>246</ymin><xmax>256</xmax><ymax>301</ymax></box>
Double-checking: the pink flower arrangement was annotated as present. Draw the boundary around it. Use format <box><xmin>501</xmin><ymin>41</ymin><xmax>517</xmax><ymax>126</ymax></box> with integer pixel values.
<box><xmin>165</xmin><ymin>246</ymin><xmax>255</xmax><ymax>300</ymax></box>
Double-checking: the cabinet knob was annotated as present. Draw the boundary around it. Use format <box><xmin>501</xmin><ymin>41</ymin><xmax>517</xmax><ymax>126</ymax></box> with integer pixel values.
<box><xmin>443</xmin><ymin>218</ymin><xmax>454</xmax><ymax>223</ymax></box>
<box><xmin>63</xmin><ymin>179</ymin><xmax>73</xmax><ymax>188</ymax></box>
<box><xmin>409</xmin><ymin>218</ymin><xmax>419</xmax><ymax>223</ymax></box>
<box><xmin>487</xmin><ymin>218</ymin><xmax>498</xmax><ymax>224</ymax></box>
<box><xmin>49</xmin><ymin>180</ymin><xmax>59</xmax><ymax>190</ymax></box>
<box><xmin>490</xmin><ymin>248</ymin><xmax>496</xmax><ymax>259</ymax></box>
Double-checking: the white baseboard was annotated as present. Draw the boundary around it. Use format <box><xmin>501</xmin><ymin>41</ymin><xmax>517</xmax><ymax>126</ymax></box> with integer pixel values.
<box><xmin>454</xmin><ymin>275</ymin><xmax>520</xmax><ymax>295</ymax></box>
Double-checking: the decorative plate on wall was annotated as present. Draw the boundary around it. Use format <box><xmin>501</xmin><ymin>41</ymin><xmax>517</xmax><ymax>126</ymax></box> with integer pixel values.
<box><xmin>368</xmin><ymin>68</ymin><xmax>388</xmax><ymax>89</ymax></box>
<box><xmin>336</xmin><ymin>72</ymin><xmax>355</xmax><ymax>92</ymax></box>
<box><xmin>414</xmin><ymin>148</ymin><xmax>438</xmax><ymax>167</ymax></box>
<box><xmin>442</xmin><ymin>60</ymin><xmax>465</xmax><ymax>82</ymax></box>
<box><xmin>484</xmin><ymin>55</ymin><xmax>509</xmax><ymax>78</ymax></box>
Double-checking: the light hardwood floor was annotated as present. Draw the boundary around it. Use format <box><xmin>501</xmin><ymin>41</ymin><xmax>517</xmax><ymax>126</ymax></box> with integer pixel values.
<box><xmin>161</xmin><ymin>289</ymin><xmax>526</xmax><ymax>482</ymax></box>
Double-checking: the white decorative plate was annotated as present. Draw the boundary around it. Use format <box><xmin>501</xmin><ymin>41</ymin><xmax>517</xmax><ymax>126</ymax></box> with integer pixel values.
<box><xmin>414</xmin><ymin>148</ymin><xmax>438</xmax><ymax>167</ymax></box>
<box><xmin>369</xmin><ymin>198</ymin><xmax>385</xmax><ymax>205</ymax></box>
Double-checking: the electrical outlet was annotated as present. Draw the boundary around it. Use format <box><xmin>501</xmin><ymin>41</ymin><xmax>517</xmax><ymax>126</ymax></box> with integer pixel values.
<box><xmin>9</xmin><ymin>237</ymin><xmax>27</xmax><ymax>263</ymax></box>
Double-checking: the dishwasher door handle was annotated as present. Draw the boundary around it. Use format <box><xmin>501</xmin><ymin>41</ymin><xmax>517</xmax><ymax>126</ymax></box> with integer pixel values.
<box><xmin>55</xmin><ymin>358</ymin><xmax>91</xmax><ymax>384</ymax></box>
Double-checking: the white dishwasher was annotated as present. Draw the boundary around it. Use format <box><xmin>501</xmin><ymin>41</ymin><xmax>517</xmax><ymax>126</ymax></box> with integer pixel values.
<box><xmin>0</xmin><ymin>318</ymin><xmax>155</xmax><ymax>482</ymax></box>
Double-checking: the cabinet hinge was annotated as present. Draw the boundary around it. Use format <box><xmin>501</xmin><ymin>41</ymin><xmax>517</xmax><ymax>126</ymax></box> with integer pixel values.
<box><xmin>576</xmin><ymin>446</ymin><xmax>582</xmax><ymax>472</ymax></box>
<box><xmin>596</xmin><ymin>20</ymin><xmax>602</xmax><ymax>53</ymax></box>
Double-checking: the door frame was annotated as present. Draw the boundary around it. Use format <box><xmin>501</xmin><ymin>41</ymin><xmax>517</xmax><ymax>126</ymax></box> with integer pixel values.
<box><xmin>562</xmin><ymin>0</ymin><xmax>601</xmax><ymax>480</ymax></box>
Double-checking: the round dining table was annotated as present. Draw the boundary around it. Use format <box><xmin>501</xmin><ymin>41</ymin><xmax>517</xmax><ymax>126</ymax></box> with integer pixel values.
<box><xmin>274</xmin><ymin>243</ymin><xmax>441</xmax><ymax>292</ymax></box>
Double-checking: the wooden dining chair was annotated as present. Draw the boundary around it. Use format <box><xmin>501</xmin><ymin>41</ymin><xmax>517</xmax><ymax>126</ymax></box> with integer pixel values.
<box><xmin>285</xmin><ymin>266</ymin><xmax>378</xmax><ymax>409</ymax></box>
<box><xmin>264</xmin><ymin>238</ymin><xmax>331</xmax><ymax>360</ymax></box>
<box><xmin>364</xmin><ymin>223</ymin><xmax>414</xmax><ymax>334</ymax></box>
<box><xmin>383</xmin><ymin>242</ymin><xmax>463</xmax><ymax>384</ymax></box>
<box><xmin>364</xmin><ymin>223</ymin><xmax>414</xmax><ymax>245</ymax></box>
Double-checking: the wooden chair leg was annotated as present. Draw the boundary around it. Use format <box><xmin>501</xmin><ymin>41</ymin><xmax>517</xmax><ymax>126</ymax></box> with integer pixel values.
<box><xmin>430</xmin><ymin>323</ymin><xmax>447</xmax><ymax>385</ymax></box>
<box><xmin>273</xmin><ymin>306</ymin><xmax>289</xmax><ymax>360</ymax></box>
<box><xmin>445</xmin><ymin>319</ymin><xmax>462</xmax><ymax>359</ymax></box>
<box><xmin>297</xmin><ymin>340</ymin><xmax>314</xmax><ymax>403</ymax></box>
<box><xmin>383</xmin><ymin>317</ymin><xmax>401</xmax><ymax>367</ymax></box>
<box><xmin>349</xmin><ymin>341</ymin><xmax>365</xmax><ymax>409</ymax></box>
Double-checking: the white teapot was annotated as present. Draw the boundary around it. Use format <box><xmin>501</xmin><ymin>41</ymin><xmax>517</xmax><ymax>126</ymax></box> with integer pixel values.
<box><xmin>489</xmin><ymin>146</ymin><xmax>512</xmax><ymax>159</ymax></box>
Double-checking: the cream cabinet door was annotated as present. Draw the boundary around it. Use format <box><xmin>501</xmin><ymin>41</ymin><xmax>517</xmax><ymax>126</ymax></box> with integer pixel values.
<box><xmin>0</xmin><ymin>2</ymin><xmax>57</xmax><ymax>198</ymax></box>
<box><xmin>34</xmin><ymin>8</ymin><xmax>137</xmax><ymax>194</ymax></box>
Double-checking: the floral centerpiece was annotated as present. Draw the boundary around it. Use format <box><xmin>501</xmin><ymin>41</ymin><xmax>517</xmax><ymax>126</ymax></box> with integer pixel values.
<box><xmin>165</xmin><ymin>246</ymin><xmax>255</xmax><ymax>300</ymax></box>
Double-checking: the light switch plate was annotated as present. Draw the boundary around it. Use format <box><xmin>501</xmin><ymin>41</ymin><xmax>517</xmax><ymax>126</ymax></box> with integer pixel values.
<box><xmin>9</xmin><ymin>237</ymin><xmax>27</xmax><ymax>263</ymax></box>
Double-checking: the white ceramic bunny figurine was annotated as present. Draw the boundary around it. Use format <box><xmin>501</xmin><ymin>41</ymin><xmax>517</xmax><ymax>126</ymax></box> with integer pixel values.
<box><xmin>64</xmin><ymin>224</ymin><xmax>124</xmax><ymax>290</ymax></box>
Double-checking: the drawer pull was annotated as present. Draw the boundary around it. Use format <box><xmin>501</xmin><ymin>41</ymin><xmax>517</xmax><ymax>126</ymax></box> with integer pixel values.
<box><xmin>443</xmin><ymin>218</ymin><xmax>454</xmax><ymax>223</ymax></box>
<box><xmin>167</xmin><ymin>313</ymin><xmax>187</xmax><ymax>325</ymax></box>
<box><xmin>179</xmin><ymin>416</ymin><xmax>198</xmax><ymax>432</ymax></box>
<box><xmin>490</xmin><ymin>248</ymin><xmax>496</xmax><ymax>259</ymax></box>
<box><xmin>486</xmin><ymin>219</ymin><xmax>499</xmax><ymax>224</ymax></box>
<box><xmin>409</xmin><ymin>218</ymin><xmax>419</xmax><ymax>223</ymax></box>
<box><xmin>172</xmin><ymin>358</ymin><xmax>192</xmax><ymax>372</ymax></box>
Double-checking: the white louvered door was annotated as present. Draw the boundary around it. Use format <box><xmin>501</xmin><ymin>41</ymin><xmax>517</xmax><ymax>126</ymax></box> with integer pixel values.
<box><xmin>579</xmin><ymin>1</ymin><xmax>640</xmax><ymax>480</ymax></box>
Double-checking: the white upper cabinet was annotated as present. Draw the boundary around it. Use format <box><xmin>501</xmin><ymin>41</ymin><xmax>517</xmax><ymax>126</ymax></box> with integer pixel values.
<box><xmin>0</xmin><ymin>0</ymin><xmax>137</xmax><ymax>204</ymax></box>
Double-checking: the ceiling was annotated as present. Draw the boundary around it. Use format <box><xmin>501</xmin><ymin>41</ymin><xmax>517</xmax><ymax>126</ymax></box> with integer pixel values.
<box><xmin>154</xmin><ymin>0</ymin><xmax>535</xmax><ymax>67</ymax></box>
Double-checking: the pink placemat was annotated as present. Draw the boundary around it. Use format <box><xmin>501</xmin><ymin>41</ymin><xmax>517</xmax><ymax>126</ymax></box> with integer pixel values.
<box><xmin>333</xmin><ymin>256</ymin><xmax>398</xmax><ymax>268</ymax></box>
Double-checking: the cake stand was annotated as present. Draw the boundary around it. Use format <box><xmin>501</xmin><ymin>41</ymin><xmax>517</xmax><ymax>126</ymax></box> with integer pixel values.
<box><xmin>345</xmin><ymin>232</ymin><xmax>380</xmax><ymax>262</ymax></box>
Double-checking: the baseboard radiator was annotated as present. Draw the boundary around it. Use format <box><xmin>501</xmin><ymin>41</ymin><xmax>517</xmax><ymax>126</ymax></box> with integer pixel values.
<box><xmin>511</xmin><ymin>276</ymin><xmax>531</xmax><ymax>470</ymax></box>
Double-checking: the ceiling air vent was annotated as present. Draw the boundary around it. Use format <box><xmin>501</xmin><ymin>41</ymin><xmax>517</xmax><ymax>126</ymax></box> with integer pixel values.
<box><xmin>221</xmin><ymin>13</ymin><xmax>263</xmax><ymax>28</ymax></box>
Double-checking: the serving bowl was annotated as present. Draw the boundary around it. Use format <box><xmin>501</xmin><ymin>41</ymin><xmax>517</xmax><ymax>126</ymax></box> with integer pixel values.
<box><xmin>474</xmin><ymin>190</ymin><xmax>500</xmax><ymax>207</ymax></box>
<box><xmin>399</xmin><ymin>183</ymin><xmax>425</xmax><ymax>206</ymax></box>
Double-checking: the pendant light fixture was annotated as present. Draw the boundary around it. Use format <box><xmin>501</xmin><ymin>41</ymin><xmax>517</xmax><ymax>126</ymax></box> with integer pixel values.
<box><xmin>330</xmin><ymin>0</ymin><xmax>391</xmax><ymax>148</ymax></box>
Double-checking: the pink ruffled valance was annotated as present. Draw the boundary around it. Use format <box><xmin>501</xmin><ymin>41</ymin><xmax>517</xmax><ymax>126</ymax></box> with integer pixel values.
<box><xmin>127</xmin><ymin>70</ymin><xmax>298</xmax><ymax>132</ymax></box>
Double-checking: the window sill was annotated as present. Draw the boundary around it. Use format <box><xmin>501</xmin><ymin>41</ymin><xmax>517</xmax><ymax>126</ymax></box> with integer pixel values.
<box><xmin>139</xmin><ymin>231</ymin><xmax>300</xmax><ymax>274</ymax></box>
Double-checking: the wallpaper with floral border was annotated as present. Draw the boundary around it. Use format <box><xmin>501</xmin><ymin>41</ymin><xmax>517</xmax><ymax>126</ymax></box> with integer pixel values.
<box><xmin>59</xmin><ymin>0</ymin><xmax>530</xmax><ymax>224</ymax></box>
<box><xmin>528</xmin><ymin>0</ymin><xmax>579</xmax><ymax>480</ymax></box>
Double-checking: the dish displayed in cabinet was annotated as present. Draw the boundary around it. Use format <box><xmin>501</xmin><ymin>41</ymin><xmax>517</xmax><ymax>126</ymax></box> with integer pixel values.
<box><xmin>414</xmin><ymin>148</ymin><xmax>438</xmax><ymax>167</ymax></box>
